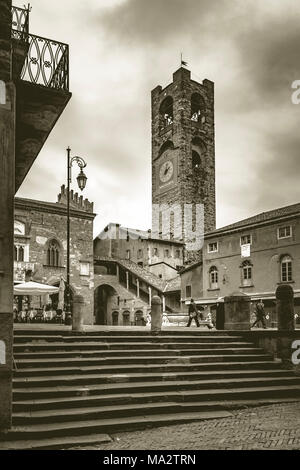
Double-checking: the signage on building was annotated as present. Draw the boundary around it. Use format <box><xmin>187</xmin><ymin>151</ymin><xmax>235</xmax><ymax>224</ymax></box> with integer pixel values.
<box><xmin>241</xmin><ymin>244</ymin><xmax>251</xmax><ymax>258</ymax></box>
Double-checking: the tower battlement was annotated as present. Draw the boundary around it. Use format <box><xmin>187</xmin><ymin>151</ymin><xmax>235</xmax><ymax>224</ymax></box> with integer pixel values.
<box><xmin>57</xmin><ymin>184</ymin><xmax>94</xmax><ymax>213</ymax></box>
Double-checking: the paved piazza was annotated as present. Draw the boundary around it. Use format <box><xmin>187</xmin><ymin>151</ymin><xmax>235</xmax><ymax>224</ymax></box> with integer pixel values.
<box><xmin>74</xmin><ymin>402</ymin><xmax>300</xmax><ymax>451</ymax></box>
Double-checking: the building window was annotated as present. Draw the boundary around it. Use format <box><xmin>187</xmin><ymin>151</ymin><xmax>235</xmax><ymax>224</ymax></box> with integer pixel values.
<box><xmin>137</xmin><ymin>249</ymin><xmax>143</xmax><ymax>259</ymax></box>
<box><xmin>14</xmin><ymin>221</ymin><xmax>25</xmax><ymax>236</ymax></box>
<box><xmin>241</xmin><ymin>260</ymin><xmax>253</xmax><ymax>286</ymax></box>
<box><xmin>126</xmin><ymin>250</ymin><xmax>131</xmax><ymax>260</ymax></box>
<box><xmin>175</xmin><ymin>249</ymin><xmax>181</xmax><ymax>258</ymax></box>
<box><xmin>80</xmin><ymin>262</ymin><xmax>90</xmax><ymax>276</ymax></box>
<box><xmin>208</xmin><ymin>242</ymin><xmax>218</xmax><ymax>253</ymax></box>
<box><xmin>209</xmin><ymin>266</ymin><xmax>219</xmax><ymax>289</ymax></box>
<box><xmin>14</xmin><ymin>244</ymin><xmax>26</xmax><ymax>262</ymax></box>
<box><xmin>164</xmin><ymin>249</ymin><xmax>170</xmax><ymax>258</ymax></box>
<box><xmin>153</xmin><ymin>248</ymin><xmax>159</xmax><ymax>257</ymax></box>
<box><xmin>192</xmin><ymin>151</ymin><xmax>201</xmax><ymax>170</ymax></box>
<box><xmin>186</xmin><ymin>285</ymin><xmax>192</xmax><ymax>298</ymax></box>
<box><xmin>191</xmin><ymin>93</ymin><xmax>205</xmax><ymax>123</ymax></box>
<box><xmin>281</xmin><ymin>255</ymin><xmax>292</xmax><ymax>282</ymax></box>
<box><xmin>47</xmin><ymin>239</ymin><xmax>61</xmax><ymax>267</ymax></box>
<box><xmin>160</xmin><ymin>96</ymin><xmax>173</xmax><ymax>129</ymax></box>
<box><xmin>138</xmin><ymin>262</ymin><xmax>144</xmax><ymax>268</ymax></box>
<box><xmin>278</xmin><ymin>226</ymin><xmax>292</xmax><ymax>240</ymax></box>
<box><xmin>241</xmin><ymin>235</ymin><xmax>252</xmax><ymax>246</ymax></box>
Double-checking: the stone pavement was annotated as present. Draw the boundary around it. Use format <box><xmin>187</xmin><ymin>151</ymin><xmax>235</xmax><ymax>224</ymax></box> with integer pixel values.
<box><xmin>73</xmin><ymin>402</ymin><xmax>300</xmax><ymax>450</ymax></box>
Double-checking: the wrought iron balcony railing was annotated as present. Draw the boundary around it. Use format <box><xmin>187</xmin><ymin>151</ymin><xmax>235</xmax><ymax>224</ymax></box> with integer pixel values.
<box><xmin>11</xmin><ymin>5</ymin><xmax>30</xmax><ymax>38</ymax></box>
<box><xmin>11</xmin><ymin>6</ymin><xmax>69</xmax><ymax>91</ymax></box>
<box><xmin>11</xmin><ymin>31</ymin><xmax>69</xmax><ymax>91</ymax></box>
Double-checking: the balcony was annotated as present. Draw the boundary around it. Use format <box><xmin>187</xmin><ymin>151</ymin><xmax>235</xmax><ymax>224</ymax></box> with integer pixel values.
<box><xmin>11</xmin><ymin>5</ymin><xmax>72</xmax><ymax>192</ymax></box>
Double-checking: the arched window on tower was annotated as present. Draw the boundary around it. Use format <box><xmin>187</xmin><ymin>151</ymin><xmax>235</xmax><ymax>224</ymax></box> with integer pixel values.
<box><xmin>192</xmin><ymin>151</ymin><xmax>201</xmax><ymax>170</ymax></box>
<box><xmin>281</xmin><ymin>255</ymin><xmax>292</xmax><ymax>283</ymax></box>
<box><xmin>159</xmin><ymin>96</ymin><xmax>173</xmax><ymax>130</ymax></box>
<box><xmin>209</xmin><ymin>266</ymin><xmax>219</xmax><ymax>290</ymax></box>
<box><xmin>191</xmin><ymin>93</ymin><xmax>205</xmax><ymax>123</ymax></box>
<box><xmin>47</xmin><ymin>240</ymin><xmax>61</xmax><ymax>267</ymax></box>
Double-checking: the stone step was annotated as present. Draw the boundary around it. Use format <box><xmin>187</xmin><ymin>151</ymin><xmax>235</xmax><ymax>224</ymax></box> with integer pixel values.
<box><xmin>11</xmin><ymin>395</ymin><xmax>300</xmax><ymax>427</ymax></box>
<box><xmin>0</xmin><ymin>433</ymin><xmax>112</xmax><ymax>450</ymax></box>
<box><xmin>13</xmin><ymin>343</ymin><xmax>260</xmax><ymax>353</ymax></box>
<box><xmin>13</xmin><ymin>329</ymin><xmax>238</xmax><ymax>336</ymax></box>
<box><xmin>12</xmin><ymin>369</ymin><xmax>295</xmax><ymax>388</ymax></box>
<box><xmin>13</xmin><ymin>341</ymin><xmax>254</xmax><ymax>351</ymax></box>
<box><xmin>13</xmin><ymin>385</ymin><xmax>300</xmax><ymax>413</ymax></box>
<box><xmin>12</xmin><ymin>376</ymin><xmax>300</xmax><ymax>400</ymax></box>
<box><xmin>13</xmin><ymin>360</ymin><xmax>281</xmax><ymax>374</ymax></box>
<box><xmin>13</xmin><ymin>335</ymin><xmax>247</xmax><ymax>344</ymax></box>
<box><xmin>13</xmin><ymin>353</ymin><xmax>273</xmax><ymax>366</ymax></box>
<box><xmin>13</xmin><ymin>363</ymin><xmax>287</xmax><ymax>379</ymax></box>
<box><xmin>1</xmin><ymin>410</ymin><xmax>233</xmax><ymax>442</ymax></box>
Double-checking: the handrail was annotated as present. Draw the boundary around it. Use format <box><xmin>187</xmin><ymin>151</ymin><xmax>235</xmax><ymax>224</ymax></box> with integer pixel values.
<box><xmin>12</xmin><ymin>31</ymin><xmax>69</xmax><ymax>91</ymax></box>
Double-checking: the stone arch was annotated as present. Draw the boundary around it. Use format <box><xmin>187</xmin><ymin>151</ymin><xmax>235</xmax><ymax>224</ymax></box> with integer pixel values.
<box><xmin>158</xmin><ymin>140</ymin><xmax>174</xmax><ymax>157</ymax></box>
<box><xmin>94</xmin><ymin>283</ymin><xmax>118</xmax><ymax>325</ymax></box>
<box><xmin>159</xmin><ymin>96</ymin><xmax>173</xmax><ymax>129</ymax></box>
<box><xmin>45</xmin><ymin>238</ymin><xmax>63</xmax><ymax>267</ymax></box>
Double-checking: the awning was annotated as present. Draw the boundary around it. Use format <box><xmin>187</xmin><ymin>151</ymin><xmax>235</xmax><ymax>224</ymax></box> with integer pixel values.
<box><xmin>14</xmin><ymin>281</ymin><xmax>59</xmax><ymax>296</ymax></box>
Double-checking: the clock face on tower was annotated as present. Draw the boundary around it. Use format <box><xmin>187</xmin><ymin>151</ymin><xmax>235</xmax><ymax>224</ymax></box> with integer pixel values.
<box><xmin>159</xmin><ymin>160</ymin><xmax>174</xmax><ymax>184</ymax></box>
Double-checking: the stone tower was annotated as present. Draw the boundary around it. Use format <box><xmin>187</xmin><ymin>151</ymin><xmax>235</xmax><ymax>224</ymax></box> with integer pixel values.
<box><xmin>151</xmin><ymin>67</ymin><xmax>216</xmax><ymax>262</ymax></box>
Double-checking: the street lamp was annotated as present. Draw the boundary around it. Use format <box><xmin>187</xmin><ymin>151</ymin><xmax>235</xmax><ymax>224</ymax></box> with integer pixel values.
<box><xmin>65</xmin><ymin>146</ymin><xmax>87</xmax><ymax>325</ymax></box>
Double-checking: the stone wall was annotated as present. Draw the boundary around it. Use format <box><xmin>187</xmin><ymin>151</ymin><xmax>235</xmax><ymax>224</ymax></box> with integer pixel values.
<box><xmin>14</xmin><ymin>195</ymin><xmax>95</xmax><ymax>324</ymax></box>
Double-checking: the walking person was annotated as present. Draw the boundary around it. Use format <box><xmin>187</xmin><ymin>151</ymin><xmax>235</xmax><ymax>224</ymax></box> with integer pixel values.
<box><xmin>251</xmin><ymin>299</ymin><xmax>267</xmax><ymax>329</ymax></box>
<box><xmin>186</xmin><ymin>299</ymin><xmax>201</xmax><ymax>327</ymax></box>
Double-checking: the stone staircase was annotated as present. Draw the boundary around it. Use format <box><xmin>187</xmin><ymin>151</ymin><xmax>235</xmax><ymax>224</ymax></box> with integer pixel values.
<box><xmin>1</xmin><ymin>328</ymin><xmax>300</xmax><ymax>449</ymax></box>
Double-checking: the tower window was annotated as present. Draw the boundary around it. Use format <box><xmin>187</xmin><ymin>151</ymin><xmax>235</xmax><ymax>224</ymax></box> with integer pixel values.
<box><xmin>47</xmin><ymin>240</ymin><xmax>61</xmax><ymax>267</ymax></box>
<box><xmin>186</xmin><ymin>285</ymin><xmax>192</xmax><ymax>298</ymax></box>
<box><xmin>281</xmin><ymin>255</ymin><xmax>292</xmax><ymax>282</ymax></box>
<box><xmin>153</xmin><ymin>248</ymin><xmax>159</xmax><ymax>257</ymax></box>
<box><xmin>126</xmin><ymin>250</ymin><xmax>131</xmax><ymax>260</ymax></box>
<box><xmin>137</xmin><ymin>249</ymin><xmax>143</xmax><ymax>259</ymax></box>
<box><xmin>209</xmin><ymin>266</ymin><xmax>219</xmax><ymax>289</ymax></box>
<box><xmin>191</xmin><ymin>93</ymin><xmax>205</xmax><ymax>123</ymax></box>
<box><xmin>159</xmin><ymin>96</ymin><xmax>173</xmax><ymax>129</ymax></box>
<box><xmin>192</xmin><ymin>151</ymin><xmax>201</xmax><ymax>170</ymax></box>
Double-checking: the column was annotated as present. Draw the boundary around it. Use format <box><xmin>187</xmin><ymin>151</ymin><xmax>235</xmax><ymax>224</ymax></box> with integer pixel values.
<box><xmin>162</xmin><ymin>296</ymin><xmax>166</xmax><ymax>313</ymax></box>
<box><xmin>0</xmin><ymin>0</ymin><xmax>14</xmax><ymax>431</ymax></box>
<box><xmin>126</xmin><ymin>271</ymin><xmax>129</xmax><ymax>291</ymax></box>
<box><xmin>148</xmin><ymin>286</ymin><xmax>152</xmax><ymax>306</ymax></box>
<box><xmin>136</xmin><ymin>278</ymin><xmax>140</xmax><ymax>299</ymax></box>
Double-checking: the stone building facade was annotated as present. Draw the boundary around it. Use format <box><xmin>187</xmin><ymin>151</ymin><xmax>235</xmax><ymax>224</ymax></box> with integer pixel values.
<box><xmin>180</xmin><ymin>203</ymin><xmax>300</xmax><ymax>325</ymax></box>
<box><xmin>151</xmin><ymin>67</ymin><xmax>216</xmax><ymax>263</ymax></box>
<box><xmin>14</xmin><ymin>186</ymin><xmax>96</xmax><ymax>324</ymax></box>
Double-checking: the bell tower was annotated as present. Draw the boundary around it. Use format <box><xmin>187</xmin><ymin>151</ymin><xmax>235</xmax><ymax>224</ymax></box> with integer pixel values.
<box><xmin>151</xmin><ymin>67</ymin><xmax>216</xmax><ymax>261</ymax></box>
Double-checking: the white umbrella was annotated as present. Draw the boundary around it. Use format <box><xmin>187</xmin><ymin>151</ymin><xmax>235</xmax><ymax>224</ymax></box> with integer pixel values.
<box><xmin>14</xmin><ymin>281</ymin><xmax>59</xmax><ymax>296</ymax></box>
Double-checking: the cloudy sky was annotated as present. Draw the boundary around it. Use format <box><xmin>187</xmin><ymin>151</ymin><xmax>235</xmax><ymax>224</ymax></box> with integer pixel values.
<box><xmin>15</xmin><ymin>0</ymin><xmax>300</xmax><ymax>236</ymax></box>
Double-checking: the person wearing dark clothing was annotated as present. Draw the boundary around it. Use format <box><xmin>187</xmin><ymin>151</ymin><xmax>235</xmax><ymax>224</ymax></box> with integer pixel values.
<box><xmin>251</xmin><ymin>300</ymin><xmax>267</xmax><ymax>329</ymax></box>
<box><xmin>187</xmin><ymin>299</ymin><xmax>201</xmax><ymax>327</ymax></box>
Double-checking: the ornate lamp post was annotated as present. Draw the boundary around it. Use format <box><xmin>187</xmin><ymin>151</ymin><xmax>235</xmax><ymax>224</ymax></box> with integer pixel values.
<box><xmin>65</xmin><ymin>146</ymin><xmax>87</xmax><ymax>325</ymax></box>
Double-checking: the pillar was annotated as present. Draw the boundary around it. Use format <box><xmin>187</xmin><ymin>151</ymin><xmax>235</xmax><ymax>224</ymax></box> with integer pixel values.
<box><xmin>72</xmin><ymin>294</ymin><xmax>85</xmax><ymax>331</ymax></box>
<box><xmin>148</xmin><ymin>286</ymin><xmax>152</xmax><ymax>306</ymax></box>
<box><xmin>0</xmin><ymin>0</ymin><xmax>14</xmax><ymax>431</ymax></box>
<box><xmin>276</xmin><ymin>285</ymin><xmax>295</xmax><ymax>367</ymax></box>
<box><xmin>276</xmin><ymin>285</ymin><xmax>294</xmax><ymax>331</ymax></box>
<box><xmin>136</xmin><ymin>278</ymin><xmax>140</xmax><ymax>299</ymax></box>
<box><xmin>224</xmin><ymin>292</ymin><xmax>251</xmax><ymax>330</ymax></box>
<box><xmin>151</xmin><ymin>296</ymin><xmax>162</xmax><ymax>335</ymax></box>
<box><xmin>162</xmin><ymin>295</ymin><xmax>166</xmax><ymax>313</ymax></box>
<box><xmin>126</xmin><ymin>271</ymin><xmax>129</xmax><ymax>291</ymax></box>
